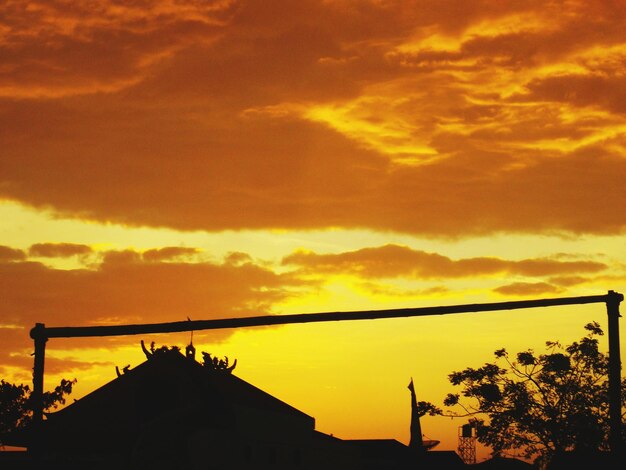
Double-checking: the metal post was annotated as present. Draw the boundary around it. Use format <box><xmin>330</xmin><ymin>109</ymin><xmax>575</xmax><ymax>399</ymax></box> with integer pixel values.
<box><xmin>605</xmin><ymin>290</ymin><xmax>623</xmax><ymax>456</ymax></box>
<box><xmin>30</xmin><ymin>323</ymin><xmax>47</xmax><ymax>461</ymax></box>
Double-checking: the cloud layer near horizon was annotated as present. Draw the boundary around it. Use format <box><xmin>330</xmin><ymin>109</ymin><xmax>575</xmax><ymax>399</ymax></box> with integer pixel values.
<box><xmin>1</xmin><ymin>241</ymin><xmax>618</xmax><ymax>376</ymax></box>
<box><xmin>0</xmin><ymin>243</ymin><xmax>304</xmax><ymax>375</ymax></box>
<box><xmin>2</xmin><ymin>0</ymin><xmax>626</xmax><ymax>237</ymax></box>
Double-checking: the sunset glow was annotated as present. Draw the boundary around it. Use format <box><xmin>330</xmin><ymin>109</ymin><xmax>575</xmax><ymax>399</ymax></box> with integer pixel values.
<box><xmin>1</xmin><ymin>0</ymin><xmax>625</xmax><ymax>461</ymax></box>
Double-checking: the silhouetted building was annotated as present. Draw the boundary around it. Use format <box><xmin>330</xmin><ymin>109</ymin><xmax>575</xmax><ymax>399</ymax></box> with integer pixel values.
<box><xmin>6</xmin><ymin>344</ymin><xmax>467</xmax><ymax>469</ymax></box>
<box><xmin>347</xmin><ymin>439</ymin><xmax>465</xmax><ymax>470</ymax></box>
<box><xmin>473</xmin><ymin>456</ymin><xmax>535</xmax><ymax>469</ymax></box>
<box><xmin>33</xmin><ymin>346</ymin><xmax>357</xmax><ymax>469</ymax></box>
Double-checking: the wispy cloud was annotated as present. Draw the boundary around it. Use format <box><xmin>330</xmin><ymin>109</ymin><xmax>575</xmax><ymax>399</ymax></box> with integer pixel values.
<box><xmin>493</xmin><ymin>281</ymin><xmax>563</xmax><ymax>296</ymax></box>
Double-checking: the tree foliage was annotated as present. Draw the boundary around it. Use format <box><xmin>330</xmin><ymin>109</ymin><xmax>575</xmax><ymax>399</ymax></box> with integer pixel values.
<box><xmin>415</xmin><ymin>400</ymin><xmax>442</xmax><ymax>417</ymax></box>
<box><xmin>0</xmin><ymin>377</ymin><xmax>76</xmax><ymax>446</ymax></box>
<box><xmin>441</xmin><ymin>322</ymin><xmax>626</xmax><ymax>465</ymax></box>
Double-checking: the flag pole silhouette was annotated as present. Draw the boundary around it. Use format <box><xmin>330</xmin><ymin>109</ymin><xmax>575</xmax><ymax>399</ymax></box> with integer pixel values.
<box><xmin>408</xmin><ymin>377</ymin><xmax>425</xmax><ymax>452</ymax></box>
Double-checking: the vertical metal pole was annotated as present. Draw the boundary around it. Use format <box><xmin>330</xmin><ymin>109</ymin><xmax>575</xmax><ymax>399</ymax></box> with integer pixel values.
<box><xmin>30</xmin><ymin>323</ymin><xmax>47</xmax><ymax>461</ymax></box>
<box><xmin>606</xmin><ymin>290</ymin><xmax>623</xmax><ymax>456</ymax></box>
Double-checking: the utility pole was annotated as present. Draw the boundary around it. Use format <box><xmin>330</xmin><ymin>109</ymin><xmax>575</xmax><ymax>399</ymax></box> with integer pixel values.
<box><xmin>29</xmin><ymin>323</ymin><xmax>47</xmax><ymax>462</ymax></box>
<box><xmin>606</xmin><ymin>290</ymin><xmax>623</xmax><ymax>456</ymax></box>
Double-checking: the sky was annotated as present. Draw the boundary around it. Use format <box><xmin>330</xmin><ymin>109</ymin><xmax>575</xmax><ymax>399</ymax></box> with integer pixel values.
<box><xmin>1</xmin><ymin>0</ymin><xmax>626</xmax><ymax>461</ymax></box>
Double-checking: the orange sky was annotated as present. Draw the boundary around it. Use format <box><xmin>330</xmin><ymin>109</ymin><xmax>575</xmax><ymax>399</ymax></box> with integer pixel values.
<box><xmin>1</xmin><ymin>0</ymin><xmax>626</xmax><ymax>461</ymax></box>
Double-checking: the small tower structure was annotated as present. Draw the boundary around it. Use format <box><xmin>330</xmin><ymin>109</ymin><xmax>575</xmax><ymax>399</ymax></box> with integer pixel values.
<box><xmin>457</xmin><ymin>423</ymin><xmax>476</xmax><ymax>464</ymax></box>
<box><xmin>185</xmin><ymin>326</ymin><xmax>196</xmax><ymax>361</ymax></box>
<box><xmin>185</xmin><ymin>341</ymin><xmax>196</xmax><ymax>360</ymax></box>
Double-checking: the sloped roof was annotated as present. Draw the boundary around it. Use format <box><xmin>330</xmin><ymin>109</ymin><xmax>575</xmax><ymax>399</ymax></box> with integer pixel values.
<box><xmin>51</xmin><ymin>347</ymin><xmax>314</xmax><ymax>426</ymax></box>
<box><xmin>38</xmin><ymin>347</ymin><xmax>315</xmax><ymax>455</ymax></box>
<box><xmin>206</xmin><ymin>364</ymin><xmax>314</xmax><ymax>423</ymax></box>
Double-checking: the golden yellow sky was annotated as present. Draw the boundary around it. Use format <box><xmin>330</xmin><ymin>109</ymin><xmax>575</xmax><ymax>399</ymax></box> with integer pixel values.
<box><xmin>1</xmin><ymin>0</ymin><xmax>626</xmax><ymax>460</ymax></box>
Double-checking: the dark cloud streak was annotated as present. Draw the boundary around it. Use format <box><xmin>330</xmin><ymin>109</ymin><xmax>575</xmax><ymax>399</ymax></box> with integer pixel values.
<box><xmin>282</xmin><ymin>244</ymin><xmax>607</xmax><ymax>279</ymax></box>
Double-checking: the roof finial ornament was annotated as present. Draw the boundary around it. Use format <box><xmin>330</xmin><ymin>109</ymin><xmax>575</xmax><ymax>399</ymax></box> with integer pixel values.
<box><xmin>202</xmin><ymin>351</ymin><xmax>237</xmax><ymax>373</ymax></box>
<box><xmin>186</xmin><ymin>317</ymin><xmax>196</xmax><ymax>360</ymax></box>
<box><xmin>141</xmin><ymin>339</ymin><xmax>153</xmax><ymax>360</ymax></box>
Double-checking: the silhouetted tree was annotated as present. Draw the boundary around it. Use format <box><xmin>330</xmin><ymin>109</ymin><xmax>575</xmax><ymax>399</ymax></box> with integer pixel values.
<box><xmin>440</xmin><ymin>322</ymin><xmax>626</xmax><ymax>467</ymax></box>
<box><xmin>0</xmin><ymin>378</ymin><xmax>76</xmax><ymax>446</ymax></box>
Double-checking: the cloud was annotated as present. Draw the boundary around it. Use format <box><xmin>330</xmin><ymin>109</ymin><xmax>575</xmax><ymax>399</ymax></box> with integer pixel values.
<box><xmin>29</xmin><ymin>243</ymin><xmax>93</xmax><ymax>258</ymax></box>
<box><xmin>0</xmin><ymin>246</ymin><xmax>307</xmax><ymax>374</ymax></box>
<box><xmin>224</xmin><ymin>251</ymin><xmax>254</xmax><ymax>266</ymax></box>
<box><xmin>363</xmin><ymin>147</ymin><xmax>626</xmax><ymax>236</ymax></box>
<box><xmin>357</xmin><ymin>281</ymin><xmax>449</xmax><ymax>298</ymax></box>
<box><xmin>0</xmin><ymin>351</ymin><xmax>112</xmax><ymax>378</ymax></box>
<box><xmin>521</xmin><ymin>73</ymin><xmax>626</xmax><ymax>115</ymax></box>
<box><xmin>1</xmin><ymin>1</ymin><xmax>626</xmax><ymax>237</ymax></box>
<box><xmin>0</xmin><ymin>251</ymin><xmax>301</xmax><ymax>327</ymax></box>
<box><xmin>0</xmin><ymin>245</ymin><xmax>26</xmax><ymax>262</ymax></box>
<box><xmin>549</xmin><ymin>275</ymin><xmax>589</xmax><ymax>287</ymax></box>
<box><xmin>0</xmin><ymin>237</ymin><xmax>617</xmax><ymax>376</ymax></box>
<box><xmin>142</xmin><ymin>246</ymin><xmax>201</xmax><ymax>262</ymax></box>
<box><xmin>0</xmin><ymin>0</ymin><xmax>234</xmax><ymax>98</ymax></box>
<box><xmin>282</xmin><ymin>244</ymin><xmax>607</xmax><ymax>280</ymax></box>
<box><xmin>493</xmin><ymin>282</ymin><xmax>562</xmax><ymax>296</ymax></box>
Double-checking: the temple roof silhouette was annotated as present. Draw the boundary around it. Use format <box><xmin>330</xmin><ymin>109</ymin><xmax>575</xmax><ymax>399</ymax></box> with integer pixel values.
<box><xmin>27</xmin><ymin>346</ymin><xmax>321</xmax><ymax>468</ymax></box>
<box><xmin>7</xmin><ymin>344</ymin><xmax>467</xmax><ymax>469</ymax></box>
<box><xmin>50</xmin><ymin>344</ymin><xmax>314</xmax><ymax>427</ymax></box>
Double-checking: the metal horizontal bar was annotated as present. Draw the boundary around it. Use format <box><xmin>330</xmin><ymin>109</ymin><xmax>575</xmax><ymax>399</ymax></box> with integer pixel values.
<box><xmin>31</xmin><ymin>292</ymin><xmax>621</xmax><ymax>340</ymax></box>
